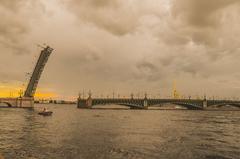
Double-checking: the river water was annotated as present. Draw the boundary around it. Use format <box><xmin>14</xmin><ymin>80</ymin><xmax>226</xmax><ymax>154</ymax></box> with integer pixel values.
<box><xmin>0</xmin><ymin>104</ymin><xmax>240</xmax><ymax>159</ymax></box>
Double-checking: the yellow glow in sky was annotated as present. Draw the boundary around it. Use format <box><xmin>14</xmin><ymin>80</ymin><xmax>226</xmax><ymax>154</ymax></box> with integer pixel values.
<box><xmin>35</xmin><ymin>91</ymin><xmax>57</xmax><ymax>99</ymax></box>
<box><xmin>0</xmin><ymin>84</ymin><xmax>56</xmax><ymax>99</ymax></box>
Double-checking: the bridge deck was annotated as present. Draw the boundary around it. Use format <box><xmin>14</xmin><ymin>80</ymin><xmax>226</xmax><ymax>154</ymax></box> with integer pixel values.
<box><xmin>77</xmin><ymin>97</ymin><xmax>240</xmax><ymax>110</ymax></box>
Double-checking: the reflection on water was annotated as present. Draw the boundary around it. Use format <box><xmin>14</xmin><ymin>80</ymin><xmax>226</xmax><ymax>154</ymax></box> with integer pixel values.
<box><xmin>0</xmin><ymin>104</ymin><xmax>240</xmax><ymax>159</ymax></box>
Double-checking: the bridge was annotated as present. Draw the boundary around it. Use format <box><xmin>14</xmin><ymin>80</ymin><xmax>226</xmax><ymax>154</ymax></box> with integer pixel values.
<box><xmin>0</xmin><ymin>46</ymin><xmax>53</xmax><ymax>108</ymax></box>
<box><xmin>77</xmin><ymin>94</ymin><xmax>240</xmax><ymax>110</ymax></box>
<box><xmin>0</xmin><ymin>97</ymin><xmax>34</xmax><ymax>108</ymax></box>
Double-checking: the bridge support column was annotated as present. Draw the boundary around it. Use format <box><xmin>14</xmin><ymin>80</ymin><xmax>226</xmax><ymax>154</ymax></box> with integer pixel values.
<box><xmin>203</xmin><ymin>96</ymin><xmax>208</xmax><ymax>109</ymax></box>
<box><xmin>143</xmin><ymin>93</ymin><xmax>148</xmax><ymax>109</ymax></box>
<box><xmin>86</xmin><ymin>96</ymin><xmax>93</xmax><ymax>108</ymax></box>
<box><xmin>77</xmin><ymin>99</ymin><xmax>87</xmax><ymax>108</ymax></box>
<box><xmin>77</xmin><ymin>92</ymin><xmax>93</xmax><ymax>109</ymax></box>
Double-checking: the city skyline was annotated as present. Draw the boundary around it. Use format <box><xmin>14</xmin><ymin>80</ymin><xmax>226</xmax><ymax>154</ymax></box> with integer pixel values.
<box><xmin>1</xmin><ymin>0</ymin><xmax>240</xmax><ymax>100</ymax></box>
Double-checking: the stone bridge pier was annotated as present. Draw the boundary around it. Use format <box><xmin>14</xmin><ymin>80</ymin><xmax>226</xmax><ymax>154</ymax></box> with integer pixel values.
<box><xmin>0</xmin><ymin>97</ymin><xmax>34</xmax><ymax>108</ymax></box>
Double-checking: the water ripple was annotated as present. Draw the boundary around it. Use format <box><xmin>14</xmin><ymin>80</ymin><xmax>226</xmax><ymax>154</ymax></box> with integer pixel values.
<box><xmin>0</xmin><ymin>105</ymin><xmax>240</xmax><ymax>159</ymax></box>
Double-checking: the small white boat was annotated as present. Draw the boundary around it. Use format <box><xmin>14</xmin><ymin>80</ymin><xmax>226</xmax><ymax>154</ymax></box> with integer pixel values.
<box><xmin>38</xmin><ymin>108</ymin><xmax>53</xmax><ymax>116</ymax></box>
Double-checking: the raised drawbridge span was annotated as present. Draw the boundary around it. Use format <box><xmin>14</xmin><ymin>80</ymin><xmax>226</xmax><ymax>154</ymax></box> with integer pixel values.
<box><xmin>0</xmin><ymin>46</ymin><xmax>53</xmax><ymax>108</ymax></box>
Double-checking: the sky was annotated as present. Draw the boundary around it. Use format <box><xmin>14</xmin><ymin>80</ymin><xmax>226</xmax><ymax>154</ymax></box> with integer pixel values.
<box><xmin>1</xmin><ymin>0</ymin><xmax>240</xmax><ymax>100</ymax></box>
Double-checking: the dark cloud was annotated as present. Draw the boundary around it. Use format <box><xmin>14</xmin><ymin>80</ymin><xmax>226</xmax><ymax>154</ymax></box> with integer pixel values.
<box><xmin>0</xmin><ymin>0</ymin><xmax>44</xmax><ymax>54</ymax></box>
<box><xmin>1</xmin><ymin>0</ymin><xmax>240</xmax><ymax>98</ymax></box>
<box><xmin>137</xmin><ymin>61</ymin><xmax>157</xmax><ymax>73</ymax></box>
<box><xmin>81</xmin><ymin>0</ymin><xmax>119</xmax><ymax>8</ymax></box>
<box><xmin>133</xmin><ymin>60</ymin><xmax>165</xmax><ymax>82</ymax></box>
<box><xmin>65</xmin><ymin>0</ymin><xmax>140</xmax><ymax>35</ymax></box>
<box><xmin>172</xmin><ymin>0</ymin><xmax>239</xmax><ymax>28</ymax></box>
<box><xmin>0</xmin><ymin>0</ymin><xmax>24</xmax><ymax>10</ymax></box>
<box><xmin>170</xmin><ymin>0</ymin><xmax>240</xmax><ymax>46</ymax></box>
<box><xmin>0</xmin><ymin>1</ymin><xmax>28</xmax><ymax>44</ymax></box>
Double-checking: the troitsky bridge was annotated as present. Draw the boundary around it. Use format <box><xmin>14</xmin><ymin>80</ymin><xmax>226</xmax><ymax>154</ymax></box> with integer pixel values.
<box><xmin>78</xmin><ymin>93</ymin><xmax>240</xmax><ymax>110</ymax></box>
<box><xmin>0</xmin><ymin>46</ymin><xmax>53</xmax><ymax>108</ymax></box>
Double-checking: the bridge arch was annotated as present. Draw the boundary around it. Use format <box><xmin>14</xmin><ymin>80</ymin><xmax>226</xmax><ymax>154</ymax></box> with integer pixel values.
<box><xmin>207</xmin><ymin>103</ymin><xmax>240</xmax><ymax>109</ymax></box>
<box><xmin>91</xmin><ymin>103</ymin><xmax>144</xmax><ymax>109</ymax></box>
<box><xmin>148</xmin><ymin>102</ymin><xmax>202</xmax><ymax>110</ymax></box>
<box><xmin>91</xmin><ymin>103</ymin><xmax>131</xmax><ymax>109</ymax></box>
<box><xmin>0</xmin><ymin>102</ymin><xmax>13</xmax><ymax>107</ymax></box>
<box><xmin>171</xmin><ymin>102</ymin><xmax>202</xmax><ymax>110</ymax></box>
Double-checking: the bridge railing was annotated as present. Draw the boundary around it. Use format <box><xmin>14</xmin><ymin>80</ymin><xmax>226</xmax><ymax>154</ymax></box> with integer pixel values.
<box><xmin>77</xmin><ymin>96</ymin><xmax>240</xmax><ymax>109</ymax></box>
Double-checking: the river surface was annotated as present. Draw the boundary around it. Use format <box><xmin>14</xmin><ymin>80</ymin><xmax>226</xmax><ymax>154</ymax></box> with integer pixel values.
<box><xmin>0</xmin><ymin>104</ymin><xmax>240</xmax><ymax>159</ymax></box>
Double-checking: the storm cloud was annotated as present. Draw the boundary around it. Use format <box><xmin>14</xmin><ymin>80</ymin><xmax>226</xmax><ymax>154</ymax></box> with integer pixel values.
<box><xmin>1</xmin><ymin>0</ymin><xmax>240</xmax><ymax>99</ymax></box>
<box><xmin>0</xmin><ymin>0</ymin><xmax>44</xmax><ymax>54</ymax></box>
<box><xmin>171</xmin><ymin>0</ymin><xmax>240</xmax><ymax>46</ymax></box>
